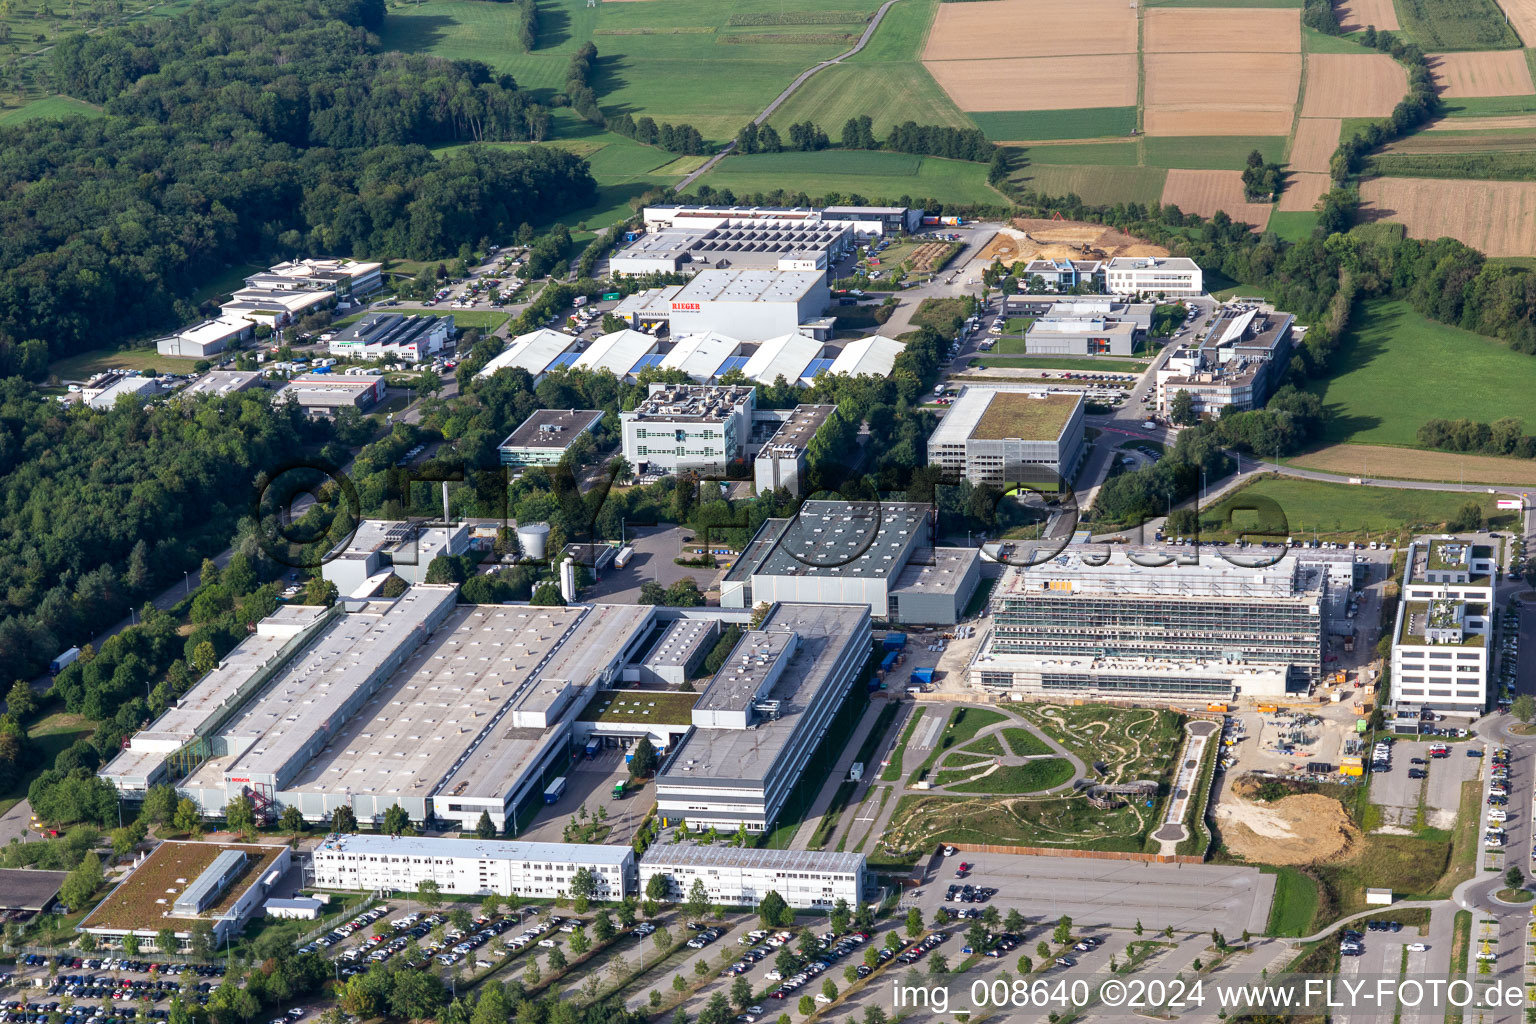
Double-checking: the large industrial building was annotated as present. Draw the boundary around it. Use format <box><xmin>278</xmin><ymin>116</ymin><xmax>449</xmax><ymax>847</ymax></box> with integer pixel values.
<box><xmin>620</xmin><ymin>383</ymin><xmax>756</xmax><ymax>475</ymax></box>
<box><xmin>326</xmin><ymin>313</ymin><xmax>453</xmax><ymax>363</ymax></box>
<box><xmin>753</xmin><ymin>404</ymin><xmax>838</xmax><ymax>497</ymax></box>
<box><xmin>475</xmin><ymin>329</ymin><xmax>581</xmax><ymax>382</ymax></box>
<box><xmin>1104</xmin><ymin>256</ymin><xmax>1203</xmax><ymax>298</ymax></box>
<box><xmin>1024</xmin><ymin>310</ymin><xmax>1138</xmax><ymax>356</ymax></box>
<box><xmin>272</xmin><ymin>374</ymin><xmax>385</xmax><ymax>417</ymax></box>
<box><xmin>321</xmin><ymin>520</ymin><xmax>473</xmax><ymax>595</ymax></box>
<box><xmin>971</xmin><ymin>548</ymin><xmax>1329</xmax><ymax>702</ymax></box>
<box><xmin>612</xmin><ymin>270</ymin><xmax>832</xmax><ymax>341</ymax></box>
<box><xmin>741</xmin><ymin>332</ymin><xmax>826</xmax><ymax>386</ymax></box>
<box><xmin>100</xmin><ymin>577</ymin><xmax>658</xmax><ymax>833</ymax></box>
<box><xmin>722</xmin><ymin>501</ymin><xmax>980</xmax><ymax>625</ymax></box>
<box><xmin>220</xmin><ymin>258</ymin><xmax>382</xmax><ymax>328</ymax></box>
<box><xmin>661</xmin><ymin>331</ymin><xmax>747</xmax><ymax>382</ymax></box>
<box><xmin>1156</xmin><ymin>305</ymin><xmax>1296</xmax><ymax>416</ymax></box>
<box><xmin>639</xmin><ymin>847</ymin><xmax>868</xmax><ymax>910</ymax></box>
<box><xmin>654</xmin><ymin>603</ymin><xmax>871</xmax><ymax>833</ymax></box>
<box><xmin>312</xmin><ymin>835</ymin><xmax>635</xmax><ymax>901</ymax></box>
<box><xmin>1390</xmin><ymin>537</ymin><xmax>1495</xmax><ymax>716</ymax></box>
<box><xmin>926</xmin><ymin>387</ymin><xmax>1086</xmax><ymax>487</ymax></box>
<box><xmin>156</xmin><ymin>316</ymin><xmax>255</xmax><ymax>359</ymax></box>
<box><xmin>571</xmin><ymin>329</ymin><xmax>658</xmax><ymax>378</ymax></box>
<box><xmin>641</xmin><ymin>204</ymin><xmax>918</xmax><ymax>237</ymax></box>
<box><xmin>826</xmin><ymin>335</ymin><xmax>904</xmax><ymax>378</ymax></box>
<box><xmin>609</xmin><ymin>217</ymin><xmax>857</xmax><ymax>276</ymax></box>
<box><xmin>498</xmin><ymin>409</ymin><xmax>605</xmax><ymax>467</ymax></box>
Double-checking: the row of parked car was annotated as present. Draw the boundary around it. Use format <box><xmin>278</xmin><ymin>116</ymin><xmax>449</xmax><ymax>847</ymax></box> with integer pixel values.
<box><xmin>768</xmin><ymin>931</ymin><xmax>873</xmax><ymax>1002</ymax></box>
<box><xmin>23</xmin><ymin>959</ymin><xmax>222</xmax><ymax>979</ymax></box>
<box><xmin>4</xmin><ymin>1002</ymin><xmax>171</xmax><ymax>1024</ymax></box>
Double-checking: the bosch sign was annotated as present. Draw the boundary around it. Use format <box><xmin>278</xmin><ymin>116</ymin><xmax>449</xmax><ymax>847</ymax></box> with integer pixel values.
<box><xmin>671</xmin><ymin>302</ymin><xmax>701</xmax><ymax>312</ymax></box>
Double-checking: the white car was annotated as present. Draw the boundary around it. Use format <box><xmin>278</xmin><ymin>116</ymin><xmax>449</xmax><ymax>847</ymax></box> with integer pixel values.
<box><xmin>1407</xmin><ymin>943</ymin><xmax>1428</xmax><ymax>952</ymax></box>
<box><xmin>537</xmin><ymin>939</ymin><xmax>557</xmax><ymax>948</ymax></box>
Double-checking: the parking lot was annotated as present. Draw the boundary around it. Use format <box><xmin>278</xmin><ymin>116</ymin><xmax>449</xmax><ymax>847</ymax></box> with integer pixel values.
<box><xmin>516</xmin><ymin>745</ymin><xmax>653</xmax><ymax>844</ymax></box>
<box><xmin>581</xmin><ymin>525</ymin><xmax>724</xmax><ymax>604</ymax></box>
<box><xmin>1371</xmin><ymin>740</ymin><xmax>1481</xmax><ymax>829</ymax></box>
<box><xmin>910</xmin><ymin>853</ymin><xmax>1274</xmax><ymax>936</ymax></box>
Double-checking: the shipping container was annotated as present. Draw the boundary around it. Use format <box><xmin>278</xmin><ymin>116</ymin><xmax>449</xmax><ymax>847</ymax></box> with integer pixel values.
<box><xmin>883</xmin><ymin>633</ymin><xmax>908</xmax><ymax>651</ymax></box>
<box><xmin>1206</xmin><ymin>703</ymin><xmax>1229</xmax><ymax>713</ymax></box>
<box><xmin>880</xmin><ymin>651</ymin><xmax>899</xmax><ymax>673</ymax></box>
<box><xmin>1256</xmin><ymin>704</ymin><xmax>1278</xmax><ymax>713</ymax></box>
<box><xmin>912</xmin><ymin>667</ymin><xmax>934</xmax><ymax>685</ymax></box>
<box><xmin>613</xmin><ymin>546</ymin><xmax>634</xmax><ymax>569</ymax></box>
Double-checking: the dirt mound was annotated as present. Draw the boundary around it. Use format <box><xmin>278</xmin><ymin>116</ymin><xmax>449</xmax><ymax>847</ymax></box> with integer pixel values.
<box><xmin>1215</xmin><ymin>791</ymin><xmax>1358</xmax><ymax>865</ymax></box>
<box><xmin>981</xmin><ymin>220</ymin><xmax>1168</xmax><ymax>265</ymax></box>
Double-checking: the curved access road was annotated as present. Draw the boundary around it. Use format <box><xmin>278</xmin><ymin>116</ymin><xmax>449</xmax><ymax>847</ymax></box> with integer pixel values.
<box><xmin>675</xmin><ymin>0</ymin><xmax>906</xmax><ymax>192</ymax></box>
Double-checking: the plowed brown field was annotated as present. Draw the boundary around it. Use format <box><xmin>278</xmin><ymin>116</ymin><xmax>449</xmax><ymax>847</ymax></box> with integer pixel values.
<box><xmin>1335</xmin><ymin>0</ymin><xmax>1399</xmax><ymax>31</ymax></box>
<box><xmin>1161</xmin><ymin>170</ymin><xmax>1276</xmax><ymax>229</ymax></box>
<box><xmin>922</xmin><ymin>0</ymin><xmax>1136</xmax><ymax>59</ymax></box>
<box><xmin>1361</xmin><ymin>177</ymin><xmax>1536</xmax><ymax>257</ymax></box>
<box><xmin>1278</xmin><ymin>173</ymin><xmax>1332</xmax><ymax>211</ymax></box>
<box><xmin>1493</xmin><ymin>0</ymin><xmax>1536</xmax><ymax>46</ymax></box>
<box><xmin>1428</xmin><ymin>50</ymin><xmax>1535</xmax><ymax>98</ymax></box>
<box><xmin>1427</xmin><ymin>114</ymin><xmax>1536</xmax><ymax>130</ymax></box>
<box><xmin>1301</xmin><ymin>54</ymin><xmax>1407</xmax><ymax>117</ymax></box>
<box><xmin>1145</xmin><ymin>52</ymin><xmax>1301</xmax><ymax>136</ymax></box>
<box><xmin>1290</xmin><ymin>118</ymin><xmax>1342</xmax><ymax>172</ymax></box>
<box><xmin>1144</xmin><ymin>7</ymin><xmax>1300</xmax><ymax>52</ymax></box>
<box><xmin>925</xmin><ymin>55</ymin><xmax>1137</xmax><ymax>111</ymax></box>
<box><xmin>1290</xmin><ymin>444</ymin><xmax>1536</xmax><ymax>486</ymax></box>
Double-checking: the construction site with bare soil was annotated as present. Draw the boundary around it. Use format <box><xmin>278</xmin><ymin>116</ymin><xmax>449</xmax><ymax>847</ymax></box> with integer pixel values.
<box><xmin>1216</xmin><ymin>778</ymin><xmax>1361</xmax><ymax>866</ymax></box>
<box><xmin>975</xmin><ymin>219</ymin><xmax>1169</xmax><ymax>265</ymax></box>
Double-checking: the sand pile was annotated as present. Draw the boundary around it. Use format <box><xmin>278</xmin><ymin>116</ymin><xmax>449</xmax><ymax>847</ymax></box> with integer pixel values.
<box><xmin>975</xmin><ymin>220</ymin><xmax>1168</xmax><ymax>267</ymax></box>
<box><xmin>1215</xmin><ymin>792</ymin><xmax>1358</xmax><ymax>865</ymax></box>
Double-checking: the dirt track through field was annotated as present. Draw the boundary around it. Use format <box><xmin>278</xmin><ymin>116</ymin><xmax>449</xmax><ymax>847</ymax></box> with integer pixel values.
<box><xmin>1361</xmin><ymin>176</ymin><xmax>1536</xmax><ymax>256</ymax></box>
<box><xmin>1428</xmin><ymin>50</ymin><xmax>1536</xmax><ymax>97</ymax></box>
<box><xmin>1144</xmin><ymin>7</ymin><xmax>1301</xmax><ymax>52</ymax></box>
<box><xmin>1146</xmin><ymin>51</ymin><xmax>1301</xmax><ymax>137</ymax></box>
<box><xmin>1278</xmin><ymin>173</ymin><xmax>1332</xmax><ymax>211</ymax></box>
<box><xmin>1291</xmin><ymin>118</ymin><xmax>1342</xmax><ymax>172</ymax></box>
<box><xmin>926</xmin><ymin>55</ymin><xmax>1137</xmax><ymax>111</ymax></box>
<box><xmin>1494</xmin><ymin>0</ymin><xmax>1536</xmax><ymax>46</ymax></box>
<box><xmin>1335</xmin><ymin>0</ymin><xmax>1399</xmax><ymax>31</ymax></box>
<box><xmin>1302</xmin><ymin>54</ymin><xmax>1408</xmax><ymax>117</ymax></box>
<box><xmin>1290</xmin><ymin>443</ymin><xmax>1536</xmax><ymax>485</ymax></box>
<box><xmin>923</xmin><ymin>0</ymin><xmax>1137</xmax><ymax>59</ymax></box>
<box><xmin>1161</xmin><ymin>169</ymin><xmax>1278</xmax><ymax>229</ymax></box>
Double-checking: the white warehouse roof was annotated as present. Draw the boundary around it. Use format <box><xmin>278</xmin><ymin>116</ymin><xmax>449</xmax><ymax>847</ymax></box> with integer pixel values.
<box><xmin>477</xmin><ymin>329</ymin><xmax>579</xmax><ymax>379</ymax></box>
<box><xmin>573</xmin><ymin>329</ymin><xmax>657</xmax><ymax>377</ymax></box>
<box><xmin>742</xmin><ymin>333</ymin><xmax>822</xmax><ymax>385</ymax></box>
<box><xmin>662</xmin><ymin>331</ymin><xmax>742</xmax><ymax>381</ymax></box>
<box><xmin>827</xmin><ymin>336</ymin><xmax>903</xmax><ymax>378</ymax></box>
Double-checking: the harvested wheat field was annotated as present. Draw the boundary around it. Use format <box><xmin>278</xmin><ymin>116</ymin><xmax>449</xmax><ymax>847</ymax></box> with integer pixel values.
<box><xmin>982</xmin><ymin>222</ymin><xmax>1168</xmax><ymax>264</ymax></box>
<box><xmin>1494</xmin><ymin>0</ymin><xmax>1536</xmax><ymax>46</ymax></box>
<box><xmin>1162</xmin><ymin>170</ymin><xmax>1277</xmax><ymax>228</ymax></box>
<box><xmin>1361</xmin><ymin>176</ymin><xmax>1536</xmax><ymax>256</ymax></box>
<box><xmin>1335</xmin><ymin>0</ymin><xmax>1399</xmax><ymax>31</ymax></box>
<box><xmin>1144</xmin><ymin>7</ymin><xmax>1300</xmax><ymax>53</ymax></box>
<box><xmin>1427</xmin><ymin>51</ymin><xmax>1535</xmax><ymax>98</ymax></box>
<box><xmin>1145</xmin><ymin>52</ymin><xmax>1301</xmax><ymax>136</ymax></box>
<box><xmin>1216</xmin><ymin>790</ymin><xmax>1358</xmax><ymax>866</ymax></box>
<box><xmin>1427</xmin><ymin>114</ymin><xmax>1536</xmax><ymax>130</ymax></box>
<box><xmin>1291</xmin><ymin>444</ymin><xmax>1536</xmax><ymax>486</ymax></box>
<box><xmin>1278</xmin><ymin>173</ymin><xmax>1332</xmax><ymax>211</ymax></box>
<box><xmin>925</xmin><ymin>55</ymin><xmax>1137</xmax><ymax>111</ymax></box>
<box><xmin>923</xmin><ymin>0</ymin><xmax>1136</xmax><ymax>60</ymax></box>
<box><xmin>1301</xmin><ymin>54</ymin><xmax>1407</xmax><ymax>117</ymax></box>
<box><xmin>1291</xmin><ymin>118</ymin><xmax>1342</xmax><ymax>172</ymax></box>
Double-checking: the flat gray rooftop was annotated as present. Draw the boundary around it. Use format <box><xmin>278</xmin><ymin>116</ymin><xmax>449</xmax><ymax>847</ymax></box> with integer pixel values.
<box><xmin>694</xmin><ymin>630</ymin><xmax>795</xmax><ymax>714</ymax></box>
<box><xmin>645</xmin><ymin>619</ymin><xmax>718</xmax><ymax>671</ymax></box>
<box><xmin>643</xmin><ymin>845</ymin><xmax>863</xmax><ymax>874</ymax></box>
<box><xmin>499</xmin><ymin>409</ymin><xmax>604</xmax><ymax>452</ymax></box>
<box><xmin>660</xmin><ymin>603</ymin><xmax>867</xmax><ymax>784</ymax></box>
<box><xmin>316</xmin><ymin>833</ymin><xmax>632</xmax><ymax>865</ymax></box>
<box><xmin>628</xmin><ymin>384</ymin><xmax>753</xmax><ymax>424</ymax></box>
<box><xmin>760</xmin><ymin>404</ymin><xmax>836</xmax><ymax>458</ymax></box>
<box><xmin>892</xmin><ymin>547</ymin><xmax>979</xmax><ymax>595</ymax></box>
<box><xmin>751</xmin><ymin>501</ymin><xmax>931</xmax><ymax>580</ymax></box>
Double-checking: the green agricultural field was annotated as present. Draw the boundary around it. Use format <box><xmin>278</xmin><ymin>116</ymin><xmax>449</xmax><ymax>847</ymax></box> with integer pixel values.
<box><xmin>1302</xmin><ymin>26</ymin><xmax>1376</xmax><ymax>52</ymax></box>
<box><xmin>380</xmin><ymin>0</ymin><xmax>877</xmax><ymax>139</ymax></box>
<box><xmin>844</xmin><ymin>0</ymin><xmax>934</xmax><ymax>63</ymax></box>
<box><xmin>971</xmin><ymin>108</ymin><xmax>1137</xmax><ymax>142</ymax></box>
<box><xmin>1367</xmin><ymin>151</ymin><xmax>1536</xmax><ymax>180</ymax></box>
<box><xmin>1265</xmin><ymin>210</ymin><xmax>1319</xmax><ymax>240</ymax></box>
<box><xmin>1021</xmin><ymin>142</ymin><xmax>1141</xmax><ymax>166</ymax></box>
<box><xmin>1143</xmin><ymin>135</ymin><xmax>1288</xmax><ymax>170</ymax></box>
<box><xmin>1197</xmin><ymin>475</ymin><xmax>1516</xmax><ymax>543</ymax></box>
<box><xmin>1306</xmin><ymin>299</ymin><xmax>1536</xmax><ymax>447</ymax></box>
<box><xmin>1009</xmin><ymin>164</ymin><xmax>1168</xmax><ymax>206</ymax></box>
<box><xmin>768</xmin><ymin>63</ymin><xmax>974</xmax><ymax>134</ymax></box>
<box><xmin>695</xmin><ymin>150</ymin><xmax>1005</xmax><ymax>205</ymax></box>
<box><xmin>1439</xmin><ymin>95</ymin><xmax>1536</xmax><ymax>117</ymax></box>
<box><xmin>1394</xmin><ymin>0</ymin><xmax>1520</xmax><ymax>49</ymax></box>
<box><xmin>0</xmin><ymin>95</ymin><xmax>103</xmax><ymax>124</ymax></box>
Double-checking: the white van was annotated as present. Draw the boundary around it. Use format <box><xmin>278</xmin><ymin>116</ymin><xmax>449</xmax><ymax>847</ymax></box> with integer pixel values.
<box><xmin>1489</xmin><ymin>808</ymin><xmax>1508</xmax><ymax>822</ymax></box>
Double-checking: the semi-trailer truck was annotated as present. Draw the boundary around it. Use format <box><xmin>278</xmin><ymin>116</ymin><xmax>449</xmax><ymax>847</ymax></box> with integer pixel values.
<box><xmin>543</xmin><ymin>777</ymin><xmax>567</xmax><ymax>804</ymax></box>
<box><xmin>49</xmin><ymin>647</ymin><xmax>81</xmax><ymax>675</ymax></box>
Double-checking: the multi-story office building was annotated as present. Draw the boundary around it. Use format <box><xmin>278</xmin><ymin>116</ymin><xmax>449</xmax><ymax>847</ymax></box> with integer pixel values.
<box><xmin>498</xmin><ymin>409</ymin><xmax>605</xmax><ymax>467</ymax></box>
<box><xmin>926</xmin><ymin>387</ymin><xmax>1086</xmax><ymax>487</ymax></box>
<box><xmin>639</xmin><ymin>847</ymin><xmax>867</xmax><ymax>910</ymax></box>
<box><xmin>620</xmin><ymin>383</ymin><xmax>756</xmax><ymax>475</ymax></box>
<box><xmin>753</xmin><ymin>404</ymin><xmax>838</xmax><ymax>497</ymax></box>
<box><xmin>971</xmin><ymin>548</ymin><xmax>1327</xmax><ymax>701</ymax></box>
<box><xmin>654</xmin><ymin>603</ymin><xmax>870</xmax><ymax>832</ymax></box>
<box><xmin>1104</xmin><ymin>256</ymin><xmax>1203</xmax><ymax>297</ymax></box>
<box><xmin>1391</xmin><ymin>537</ymin><xmax>1495</xmax><ymax>716</ymax></box>
<box><xmin>312</xmin><ymin>835</ymin><xmax>635</xmax><ymax>900</ymax></box>
<box><xmin>1156</xmin><ymin>305</ymin><xmax>1295</xmax><ymax>416</ymax></box>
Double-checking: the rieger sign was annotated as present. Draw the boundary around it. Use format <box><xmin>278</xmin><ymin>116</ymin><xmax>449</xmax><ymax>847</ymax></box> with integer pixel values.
<box><xmin>671</xmin><ymin>302</ymin><xmax>701</xmax><ymax>312</ymax></box>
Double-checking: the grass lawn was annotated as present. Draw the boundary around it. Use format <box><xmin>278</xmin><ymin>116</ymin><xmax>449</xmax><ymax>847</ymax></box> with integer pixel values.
<box><xmin>769</xmin><ymin>62</ymin><xmax>973</xmax><ymax>136</ymax></box>
<box><xmin>881</xmin><ymin>708</ymin><xmax>925</xmax><ymax>782</ymax></box>
<box><xmin>1008</xmin><ymin>164</ymin><xmax>1168</xmax><ymax>207</ymax></box>
<box><xmin>1000</xmin><ymin>727</ymin><xmax>1052</xmax><ymax>757</ymax></box>
<box><xmin>1305</xmin><ymin>299</ymin><xmax>1536</xmax><ymax>447</ymax></box>
<box><xmin>1439</xmin><ymin>95</ymin><xmax>1536</xmax><ymax>117</ymax></box>
<box><xmin>0</xmin><ymin>95</ymin><xmax>103</xmax><ymax>124</ymax></box>
<box><xmin>0</xmin><ymin>710</ymin><xmax>94</xmax><ymax>816</ymax></box>
<box><xmin>1197</xmin><ymin>475</ymin><xmax>1516</xmax><ymax>542</ymax></box>
<box><xmin>1312</xmin><ymin>833</ymin><xmax>1452</xmax><ymax>917</ymax></box>
<box><xmin>939</xmin><ymin>759</ymin><xmax>1074</xmax><ymax>793</ymax></box>
<box><xmin>50</xmin><ymin>348</ymin><xmax>207</xmax><ymax>380</ymax></box>
<box><xmin>1303</xmin><ymin>26</ymin><xmax>1377</xmax><ymax>52</ymax></box>
<box><xmin>1142</xmin><ymin>135</ymin><xmax>1288</xmax><ymax>170</ymax></box>
<box><xmin>971</xmin><ymin>107</ymin><xmax>1137</xmax><ymax>142</ymax></box>
<box><xmin>909</xmin><ymin>707</ymin><xmax>1008</xmax><ymax>783</ymax></box>
<box><xmin>1266</xmin><ymin>210</ymin><xmax>1319</xmax><ymax>241</ymax></box>
<box><xmin>958</xmin><ymin>734</ymin><xmax>1004</xmax><ymax>757</ymax></box>
<box><xmin>1263</xmin><ymin>865</ymin><xmax>1321</xmax><ymax>936</ymax></box>
<box><xmin>696</xmin><ymin>149</ymin><xmax>1004</xmax><ymax>205</ymax></box>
